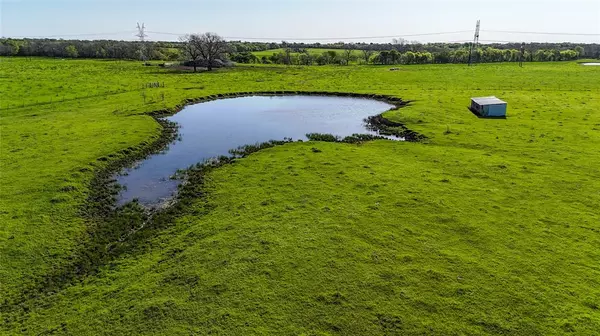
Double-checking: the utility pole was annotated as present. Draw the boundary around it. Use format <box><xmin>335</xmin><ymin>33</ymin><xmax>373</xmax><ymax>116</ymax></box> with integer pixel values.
<box><xmin>519</xmin><ymin>42</ymin><xmax>525</xmax><ymax>67</ymax></box>
<box><xmin>468</xmin><ymin>20</ymin><xmax>481</xmax><ymax>66</ymax></box>
<box><xmin>136</xmin><ymin>22</ymin><xmax>148</xmax><ymax>63</ymax></box>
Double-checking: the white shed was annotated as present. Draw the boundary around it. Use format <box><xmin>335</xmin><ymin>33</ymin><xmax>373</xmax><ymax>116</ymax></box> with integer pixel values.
<box><xmin>470</xmin><ymin>97</ymin><xmax>507</xmax><ymax>117</ymax></box>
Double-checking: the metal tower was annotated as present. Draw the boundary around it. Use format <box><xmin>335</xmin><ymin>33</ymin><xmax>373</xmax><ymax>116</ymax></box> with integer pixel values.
<box><xmin>519</xmin><ymin>42</ymin><xmax>525</xmax><ymax>67</ymax></box>
<box><xmin>136</xmin><ymin>22</ymin><xmax>148</xmax><ymax>63</ymax></box>
<box><xmin>468</xmin><ymin>20</ymin><xmax>481</xmax><ymax>66</ymax></box>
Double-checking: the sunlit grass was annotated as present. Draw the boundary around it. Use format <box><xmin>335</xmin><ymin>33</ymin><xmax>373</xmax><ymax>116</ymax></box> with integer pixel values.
<box><xmin>1</xmin><ymin>57</ymin><xmax>599</xmax><ymax>335</ymax></box>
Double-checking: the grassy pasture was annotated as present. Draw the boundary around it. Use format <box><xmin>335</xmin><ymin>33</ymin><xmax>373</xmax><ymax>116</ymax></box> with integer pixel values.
<box><xmin>1</xmin><ymin>58</ymin><xmax>599</xmax><ymax>335</ymax></box>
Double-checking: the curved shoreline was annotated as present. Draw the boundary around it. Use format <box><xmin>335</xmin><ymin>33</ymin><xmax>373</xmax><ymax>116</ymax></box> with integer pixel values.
<box><xmin>7</xmin><ymin>92</ymin><xmax>423</xmax><ymax>309</ymax></box>
<box><xmin>148</xmin><ymin>90</ymin><xmax>410</xmax><ymax>118</ymax></box>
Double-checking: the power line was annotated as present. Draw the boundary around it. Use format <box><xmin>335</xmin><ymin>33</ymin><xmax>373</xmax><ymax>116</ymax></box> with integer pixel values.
<box><xmin>479</xmin><ymin>39</ymin><xmax>529</xmax><ymax>43</ymax></box>
<box><xmin>7</xmin><ymin>31</ymin><xmax>136</xmax><ymax>39</ymax></box>
<box><xmin>228</xmin><ymin>30</ymin><xmax>473</xmax><ymax>41</ymax></box>
<box><xmin>145</xmin><ymin>29</ymin><xmax>599</xmax><ymax>41</ymax></box>
<box><xmin>147</xmin><ymin>30</ymin><xmax>473</xmax><ymax>41</ymax></box>
<box><xmin>6</xmin><ymin>28</ymin><xmax>598</xmax><ymax>42</ymax></box>
<box><xmin>146</xmin><ymin>31</ymin><xmax>181</xmax><ymax>36</ymax></box>
<box><xmin>482</xmin><ymin>30</ymin><xmax>600</xmax><ymax>36</ymax></box>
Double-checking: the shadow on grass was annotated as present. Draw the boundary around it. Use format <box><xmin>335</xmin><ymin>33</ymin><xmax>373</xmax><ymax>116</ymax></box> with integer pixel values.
<box><xmin>467</xmin><ymin>106</ymin><xmax>507</xmax><ymax>119</ymax></box>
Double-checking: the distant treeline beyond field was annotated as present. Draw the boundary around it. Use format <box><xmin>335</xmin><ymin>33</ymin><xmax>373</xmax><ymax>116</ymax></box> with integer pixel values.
<box><xmin>1</xmin><ymin>38</ymin><xmax>598</xmax><ymax>65</ymax></box>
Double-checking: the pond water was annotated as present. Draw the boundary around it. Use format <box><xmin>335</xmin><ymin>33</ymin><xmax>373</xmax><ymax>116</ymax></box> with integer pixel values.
<box><xmin>581</xmin><ymin>63</ymin><xmax>600</xmax><ymax>66</ymax></box>
<box><xmin>116</xmin><ymin>95</ymin><xmax>395</xmax><ymax>206</ymax></box>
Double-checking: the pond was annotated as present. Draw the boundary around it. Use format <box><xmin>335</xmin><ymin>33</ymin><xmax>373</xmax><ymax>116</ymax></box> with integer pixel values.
<box><xmin>116</xmin><ymin>95</ymin><xmax>396</xmax><ymax>206</ymax></box>
<box><xmin>581</xmin><ymin>63</ymin><xmax>600</xmax><ymax>66</ymax></box>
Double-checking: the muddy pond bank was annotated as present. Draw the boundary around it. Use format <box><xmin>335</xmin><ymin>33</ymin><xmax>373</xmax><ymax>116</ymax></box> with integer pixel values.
<box><xmin>10</xmin><ymin>92</ymin><xmax>420</xmax><ymax>304</ymax></box>
<box><xmin>116</xmin><ymin>94</ymin><xmax>411</xmax><ymax>206</ymax></box>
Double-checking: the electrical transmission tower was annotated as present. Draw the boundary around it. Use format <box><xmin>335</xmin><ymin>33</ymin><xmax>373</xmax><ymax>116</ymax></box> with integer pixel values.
<box><xmin>519</xmin><ymin>42</ymin><xmax>525</xmax><ymax>67</ymax></box>
<box><xmin>468</xmin><ymin>20</ymin><xmax>481</xmax><ymax>66</ymax></box>
<box><xmin>136</xmin><ymin>22</ymin><xmax>148</xmax><ymax>63</ymax></box>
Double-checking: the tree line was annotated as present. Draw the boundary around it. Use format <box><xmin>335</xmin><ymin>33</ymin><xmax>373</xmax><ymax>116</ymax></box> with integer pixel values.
<box><xmin>1</xmin><ymin>36</ymin><xmax>597</xmax><ymax>66</ymax></box>
<box><xmin>233</xmin><ymin>46</ymin><xmax>584</xmax><ymax>66</ymax></box>
<box><xmin>0</xmin><ymin>38</ymin><xmax>182</xmax><ymax>60</ymax></box>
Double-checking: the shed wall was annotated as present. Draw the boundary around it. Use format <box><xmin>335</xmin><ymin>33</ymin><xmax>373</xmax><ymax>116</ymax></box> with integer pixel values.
<box><xmin>470</xmin><ymin>99</ymin><xmax>507</xmax><ymax>117</ymax></box>
<box><xmin>487</xmin><ymin>104</ymin><xmax>507</xmax><ymax>117</ymax></box>
<box><xmin>470</xmin><ymin>101</ymin><xmax>483</xmax><ymax>114</ymax></box>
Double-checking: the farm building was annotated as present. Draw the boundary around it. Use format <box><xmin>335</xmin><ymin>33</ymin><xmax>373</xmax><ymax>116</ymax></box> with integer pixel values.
<box><xmin>470</xmin><ymin>96</ymin><xmax>507</xmax><ymax>117</ymax></box>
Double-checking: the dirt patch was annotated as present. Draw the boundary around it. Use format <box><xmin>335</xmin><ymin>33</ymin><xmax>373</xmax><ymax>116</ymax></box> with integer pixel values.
<box><xmin>364</xmin><ymin>114</ymin><xmax>427</xmax><ymax>141</ymax></box>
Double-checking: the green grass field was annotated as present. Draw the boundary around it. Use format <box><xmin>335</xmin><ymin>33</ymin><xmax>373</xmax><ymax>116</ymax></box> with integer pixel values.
<box><xmin>1</xmin><ymin>58</ymin><xmax>599</xmax><ymax>335</ymax></box>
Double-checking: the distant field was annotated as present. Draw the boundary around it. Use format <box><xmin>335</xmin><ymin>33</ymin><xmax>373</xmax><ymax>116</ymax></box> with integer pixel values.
<box><xmin>1</xmin><ymin>58</ymin><xmax>600</xmax><ymax>335</ymax></box>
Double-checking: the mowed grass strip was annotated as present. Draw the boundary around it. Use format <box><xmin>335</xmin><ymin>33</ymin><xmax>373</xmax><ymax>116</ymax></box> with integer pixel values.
<box><xmin>0</xmin><ymin>57</ymin><xmax>599</xmax><ymax>334</ymax></box>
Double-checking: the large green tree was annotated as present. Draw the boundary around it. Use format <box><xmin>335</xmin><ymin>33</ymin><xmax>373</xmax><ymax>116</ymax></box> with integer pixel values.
<box><xmin>65</xmin><ymin>45</ymin><xmax>78</xmax><ymax>58</ymax></box>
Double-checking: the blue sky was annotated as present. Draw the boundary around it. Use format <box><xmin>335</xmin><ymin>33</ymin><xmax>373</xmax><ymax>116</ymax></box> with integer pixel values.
<box><xmin>1</xmin><ymin>0</ymin><xmax>599</xmax><ymax>43</ymax></box>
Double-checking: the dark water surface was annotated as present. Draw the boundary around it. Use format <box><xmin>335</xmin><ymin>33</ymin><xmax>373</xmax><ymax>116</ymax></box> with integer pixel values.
<box><xmin>116</xmin><ymin>95</ymin><xmax>395</xmax><ymax>205</ymax></box>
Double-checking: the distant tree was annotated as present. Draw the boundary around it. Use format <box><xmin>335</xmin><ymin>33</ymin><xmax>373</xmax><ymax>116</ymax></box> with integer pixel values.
<box><xmin>326</xmin><ymin>50</ymin><xmax>339</xmax><ymax>64</ymax></box>
<box><xmin>315</xmin><ymin>54</ymin><xmax>328</xmax><ymax>66</ymax></box>
<box><xmin>434</xmin><ymin>49</ymin><xmax>451</xmax><ymax>64</ymax></box>
<box><xmin>165</xmin><ymin>49</ymin><xmax>181</xmax><ymax>61</ymax></box>
<box><xmin>392</xmin><ymin>38</ymin><xmax>407</xmax><ymax>46</ymax></box>
<box><xmin>134</xmin><ymin>49</ymin><xmax>145</xmax><ymax>61</ymax></box>
<box><xmin>151</xmin><ymin>49</ymin><xmax>167</xmax><ymax>61</ymax></box>
<box><xmin>452</xmin><ymin>49</ymin><xmax>469</xmax><ymax>63</ymax></box>
<box><xmin>230</xmin><ymin>51</ymin><xmax>258</xmax><ymax>63</ymax></box>
<box><xmin>552</xmin><ymin>49</ymin><xmax>561</xmax><ymax>61</ymax></box>
<box><xmin>343</xmin><ymin>48</ymin><xmax>354</xmax><ymax>65</ymax></box>
<box><xmin>194</xmin><ymin>32</ymin><xmax>229</xmax><ymax>71</ymax></box>
<box><xmin>416</xmin><ymin>51</ymin><xmax>433</xmax><ymax>64</ymax></box>
<box><xmin>482</xmin><ymin>47</ymin><xmax>503</xmax><ymax>62</ymax></box>
<box><xmin>180</xmin><ymin>34</ymin><xmax>202</xmax><ymax>72</ymax></box>
<box><xmin>377</xmin><ymin>50</ymin><xmax>389</xmax><ymax>64</ymax></box>
<box><xmin>559</xmin><ymin>50</ymin><xmax>578</xmax><ymax>61</ymax></box>
<box><xmin>389</xmin><ymin>50</ymin><xmax>400</xmax><ymax>64</ymax></box>
<box><xmin>284</xmin><ymin>48</ymin><xmax>293</xmax><ymax>65</ymax></box>
<box><xmin>320</xmin><ymin>50</ymin><xmax>339</xmax><ymax>65</ymax></box>
<box><xmin>65</xmin><ymin>45</ymin><xmax>78</xmax><ymax>58</ymax></box>
<box><xmin>574</xmin><ymin>46</ymin><xmax>584</xmax><ymax>58</ymax></box>
<box><xmin>402</xmin><ymin>51</ymin><xmax>416</xmax><ymax>64</ymax></box>
<box><xmin>0</xmin><ymin>44</ymin><xmax>10</xmax><ymax>56</ymax></box>
<box><xmin>533</xmin><ymin>50</ymin><xmax>547</xmax><ymax>62</ymax></box>
<box><xmin>361</xmin><ymin>49</ymin><xmax>375</xmax><ymax>64</ymax></box>
<box><xmin>269</xmin><ymin>52</ymin><xmax>283</xmax><ymax>64</ymax></box>
<box><xmin>4</xmin><ymin>39</ymin><xmax>21</xmax><ymax>56</ymax></box>
<box><xmin>0</xmin><ymin>42</ymin><xmax>17</xmax><ymax>56</ymax></box>
<box><xmin>473</xmin><ymin>48</ymin><xmax>483</xmax><ymax>63</ymax></box>
<box><xmin>545</xmin><ymin>50</ymin><xmax>556</xmax><ymax>61</ymax></box>
<box><xmin>95</xmin><ymin>47</ymin><xmax>107</xmax><ymax>58</ymax></box>
<box><xmin>299</xmin><ymin>51</ymin><xmax>314</xmax><ymax>65</ymax></box>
